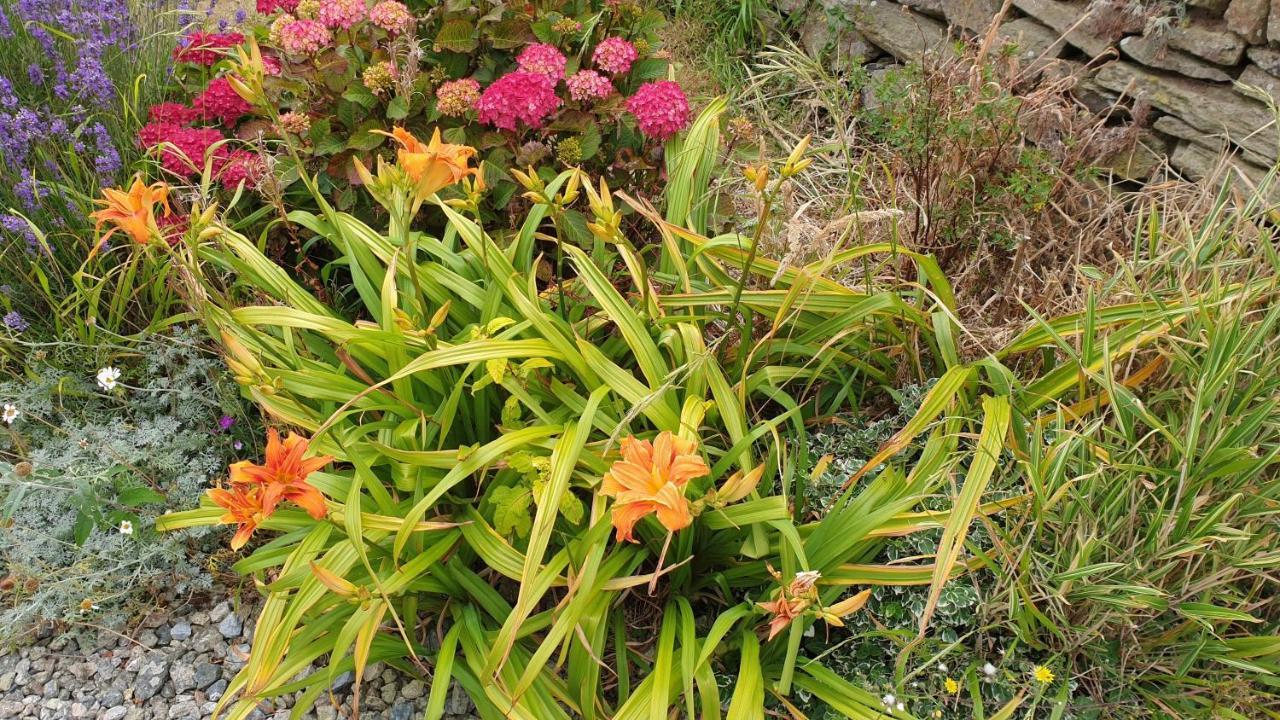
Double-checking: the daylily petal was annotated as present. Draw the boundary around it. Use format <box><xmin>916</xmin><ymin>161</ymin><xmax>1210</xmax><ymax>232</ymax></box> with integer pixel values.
<box><xmin>668</xmin><ymin>455</ymin><xmax>710</xmax><ymax>485</ymax></box>
<box><xmin>619</xmin><ymin>436</ymin><xmax>652</xmax><ymax>467</ymax></box>
<box><xmin>230</xmin><ymin>522</ymin><xmax>256</xmax><ymax>550</ymax></box>
<box><xmin>651</xmin><ymin>432</ymin><xmax>676</xmax><ymax>473</ymax></box>
<box><xmin>286</xmin><ymin>483</ymin><xmax>328</xmax><ymax>520</ymax></box>
<box><xmin>228</xmin><ymin>460</ymin><xmax>271</xmax><ymax>485</ymax></box>
<box><xmin>609</xmin><ymin>462</ymin><xmax>658</xmax><ymax>494</ymax></box>
<box><xmin>611</xmin><ymin>501</ymin><xmax>655</xmax><ymax>543</ymax></box>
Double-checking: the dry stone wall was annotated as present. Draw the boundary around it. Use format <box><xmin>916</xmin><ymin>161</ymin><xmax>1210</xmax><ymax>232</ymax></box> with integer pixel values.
<box><xmin>797</xmin><ymin>0</ymin><xmax>1280</xmax><ymax>187</ymax></box>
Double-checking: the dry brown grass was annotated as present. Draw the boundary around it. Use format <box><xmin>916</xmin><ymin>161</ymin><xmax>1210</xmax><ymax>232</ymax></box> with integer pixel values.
<box><xmin>717</xmin><ymin>36</ymin><xmax>1238</xmax><ymax>350</ymax></box>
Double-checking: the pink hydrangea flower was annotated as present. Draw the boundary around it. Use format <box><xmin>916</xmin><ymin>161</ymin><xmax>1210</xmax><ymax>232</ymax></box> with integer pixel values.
<box><xmin>278</xmin><ymin>18</ymin><xmax>332</xmax><ymax>55</ymax></box>
<box><xmin>592</xmin><ymin>36</ymin><xmax>637</xmax><ymax>76</ymax></box>
<box><xmin>516</xmin><ymin>43</ymin><xmax>567</xmax><ymax>80</ymax></box>
<box><xmin>625</xmin><ymin>80</ymin><xmax>690</xmax><ymax>141</ymax></box>
<box><xmin>565</xmin><ymin>70</ymin><xmax>613</xmax><ymax>102</ymax></box>
<box><xmin>369</xmin><ymin>0</ymin><xmax>413</xmax><ymax>34</ymax></box>
<box><xmin>475</xmin><ymin>71</ymin><xmax>561</xmax><ymax>131</ymax></box>
<box><xmin>318</xmin><ymin>0</ymin><xmax>367</xmax><ymax>29</ymax></box>
<box><xmin>261</xmin><ymin>53</ymin><xmax>282</xmax><ymax>76</ymax></box>
<box><xmin>436</xmin><ymin>78</ymin><xmax>481</xmax><ymax>117</ymax></box>
<box><xmin>194</xmin><ymin>77</ymin><xmax>254</xmax><ymax>127</ymax></box>
<box><xmin>258</xmin><ymin>0</ymin><xmax>299</xmax><ymax>13</ymax></box>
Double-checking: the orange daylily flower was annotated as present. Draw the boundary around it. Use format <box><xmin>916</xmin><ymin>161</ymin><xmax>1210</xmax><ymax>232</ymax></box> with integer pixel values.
<box><xmin>228</xmin><ymin>428</ymin><xmax>333</xmax><ymax>520</ymax></box>
<box><xmin>88</xmin><ymin>176</ymin><xmax>172</xmax><ymax>255</ymax></box>
<box><xmin>208</xmin><ymin>484</ymin><xmax>268</xmax><ymax>550</ymax></box>
<box><xmin>386</xmin><ymin>127</ymin><xmax>477</xmax><ymax>199</ymax></box>
<box><xmin>601</xmin><ymin>431</ymin><xmax>709</xmax><ymax>542</ymax></box>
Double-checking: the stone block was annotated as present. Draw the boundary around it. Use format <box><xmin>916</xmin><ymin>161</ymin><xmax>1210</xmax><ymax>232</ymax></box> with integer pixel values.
<box><xmin>850</xmin><ymin>1</ymin><xmax>953</xmax><ymax>63</ymax></box>
<box><xmin>996</xmin><ymin>17</ymin><xmax>1065</xmax><ymax>64</ymax></box>
<box><xmin>1095</xmin><ymin>61</ymin><xmax>1278</xmax><ymax>163</ymax></box>
<box><xmin>1170</xmin><ymin>141</ymin><xmax>1278</xmax><ymax>199</ymax></box>
<box><xmin>946</xmin><ymin>0</ymin><xmax>1003</xmax><ymax>32</ymax></box>
<box><xmin>1247</xmin><ymin>46</ymin><xmax>1280</xmax><ymax>74</ymax></box>
<box><xmin>1119</xmin><ymin>35</ymin><xmax>1233</xmax><ymax>82</ymax></box>
<box><xmin>1225</xmin><ymin>0</ymin><xmax>1268</xmax><ymax>43</ymax></box>
<box><xmin>1164</xmin><ymin>22</ymin><xmax>1246</xmax><ymax>65</ymax></box>
<box><xmin>1012</xmin><ymin>0</ymin><xmax>1112</xmax><ymax>57</ymax></box>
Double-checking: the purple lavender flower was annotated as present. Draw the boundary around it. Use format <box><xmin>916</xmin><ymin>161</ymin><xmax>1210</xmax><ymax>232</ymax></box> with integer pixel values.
<box><xmin>3</xmin><ymin>311</ymin><xmax>28</xmax><ymax>332</ymax></box>
<box><xmin>0</xmin><ymin>214</ymin><xmax>37</xmax><ymax>252</ymax></box>
<box><xmin>217</xmin><ymin>415</ymin><xmax>236</xmax><ymax>432</ymax></box>
<box><xmin>87</xmin><ymin>122</ymin><xmax>121</xmax><ymax>178</ymax></box>
<box><xmin>0</xmin><ymin>77</ymin><xmax>16</xmax><ymax>109</ymax></box>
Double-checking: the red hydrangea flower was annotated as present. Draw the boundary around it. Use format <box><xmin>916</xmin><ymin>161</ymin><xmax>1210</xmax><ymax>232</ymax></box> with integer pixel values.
<box><xmin>173</xmin><ymin>32</ymin><xmax>245</xmax><ymax>66</ymax></box>
<box><xmin>138</xmin><ymin>124</ymin><xmax>229</xmax><ymax>177</ymax></box>
<box><xmin>592</xmin><ymin>36</ymin><xmax>637</xmax><ymax>76</ymax></box>
<box><xmin>218</xmin><ymin>150</ymin><xmax>267</xmax><ymax>189</ymax></box>
<box><xmin>148</xmin><ymin>103</ymin><xmax>200</xmax><ymax>126</ymax></box>
<box><xmin>194</xmin><ymin>77</ymin><xmax>254</xmax><ymax>127</ymax></box>
<box><xmin>138</xmin><ymin>121</ymin><xmax>183</xmax><ymax>149</ymax></box>
<box><xmin>625</xmin><ymin>80</ymin><xmax>690</xmax><ymax>141</ymax></box>
<box><xmin>156</xmin><ymin>212</ymin><xmax>189</xmax><ymax>245</ymax></box>
<box><xmin>475</xmin><ymin>71</ymin><xmax>561</xmax><ymax>131</ymax></box>
<box><xmin>566</xmin><ymin>70</ymin><xmax>613</xmax><ymax>102</ymax></box>
<box><xmin>516</xmin><ymin>43</ymin><xmax>567</xmax><ymax>80</ymax></box>
<box><xmin>257</xmin><ymin>0</ymin><xmax>299</xmax><ymax>12</ymax></box>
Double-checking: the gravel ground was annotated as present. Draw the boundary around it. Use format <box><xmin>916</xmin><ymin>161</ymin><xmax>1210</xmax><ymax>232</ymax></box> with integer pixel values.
<box><xmin>0</xmin><ymin>600</ymin><xmax>478</xmax><ymax>720</ymax></box>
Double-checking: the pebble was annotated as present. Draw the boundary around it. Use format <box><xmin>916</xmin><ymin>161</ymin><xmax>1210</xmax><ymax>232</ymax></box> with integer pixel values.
<box><xmin>400</xmin><ymin>679</ymin><xmax>425</xmax><ymax>700</ymax></box>
<box><xmin>132</xmin><ymin>658</ymin><xmax>169</xmax><ymax>702</ymax></box>
<box><xmin>207</xmin><ymin>678</ymin><xmax>229</xmax><ymax>702</ymax></box>
<box><xmin>193</xmin><ymin>662</ymin><xmax>220</xmax><ymax>690</ymax></box>
<box><xmin>217</xmin><ymin>613</ymin><xmax>243</xmax><ymax>639</ymax></box>
<box><xmin>0</xmin><ymin>593</ymin><xmax>480</xmax><ymax>720</ymax></box>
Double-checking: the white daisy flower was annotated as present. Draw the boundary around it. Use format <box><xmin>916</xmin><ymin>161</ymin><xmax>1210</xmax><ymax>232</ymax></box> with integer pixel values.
<box><xmin>118</xmin><ymin>520</ymin><xmax>134</xmax><ymax>535</ymax></box>
<box><xmin>96</xmin><ymin>366</ymin><xmax>121</xmax><ymax>391</ymax></box>
<box><xmin>2</xmin><ymin>403</ymin><xmax>17</xmax><ymax>424</ymax></box>
<box><xmin>983</xmin><ymin>662</ymin><xmax>997</xmax><ymax>677</ymax></box>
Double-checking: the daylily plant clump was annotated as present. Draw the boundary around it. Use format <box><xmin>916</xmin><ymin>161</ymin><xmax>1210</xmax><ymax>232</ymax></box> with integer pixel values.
<box><xmin>146</xmin><ymin>0</ymin><xmax>685</xmax><ymax>219</ymax></box>
<box><xmin>143</xmin><ymin>106</ymin><xmax>1059</xmax><ymax>719</ymax></box>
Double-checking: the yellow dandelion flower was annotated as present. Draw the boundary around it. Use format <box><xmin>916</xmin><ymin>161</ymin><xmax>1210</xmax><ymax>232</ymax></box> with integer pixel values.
<box><xmin>944</xmin><ymin>677</ymin><xmax>959</xmax><ymax>694</ymax></box>
<box><xmin>1033</xmin><ymin>665</ymin><xmax>1055</xmax><ymax>685</ymax></box>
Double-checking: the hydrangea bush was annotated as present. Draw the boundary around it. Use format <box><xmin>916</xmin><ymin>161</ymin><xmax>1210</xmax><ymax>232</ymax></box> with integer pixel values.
<box><xmin>0</xmin><ymin>328</ymin><xmax>248</xmax><ymax>640</ymax></box>
<box><xmin>151</xmin><ymin>0</ymin><xmax>687</xmax><ymax>218</ymax></box>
